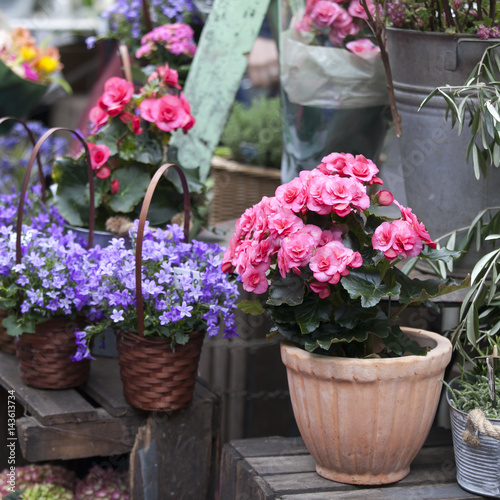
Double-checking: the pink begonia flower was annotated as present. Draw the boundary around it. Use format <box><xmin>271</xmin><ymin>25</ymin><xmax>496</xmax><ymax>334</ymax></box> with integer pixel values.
<box><xmin>111</xmin><ymin>179</ymin><xmax>119</xmax><ymax>194</ymax></box>
<box><xmin>179</xmin><ymin>93</ymin><xmax>196</xmax><ymax>132</ymax></box>
<box><xmin>320</xmin><ymin>226</ymin><xmax>344</xmax><ymax>245</ymax></box>
<box><xmin>395</xmin><ymin>201</ymin><xmax>437</xmax><ymax>248</ymax></box>
<box><xmin>277</xmin><ymin>229</ymin><xmax>321</xmax><ymax>277</ymax></box>
<box><xmin>306</xmin><ymin>171</ymin><xmax>334</xmax><ymax>215</ymax></box>
<box><xmin>309</xmin><ymin>241</ymin><xmax>362</xmax><ymax>284</ymax></box>
<box><xmin>311</xmin><ymin>1</ymin><xmax>343</xmax><ymax>28</ymax></box>
<box><xmin>95</xmin><ymin>165</ymin><xmax>111</xmax><ymax>179</ymax></box>
<box><xmin>342</xmin><ymin>154</ymin><xmax>380</xmax><ymax>183</ymax></box>
<box><xmin>241</xmin><ymin>267</ymin><xmax>268</xmax><ymax>294</ymax></box>
<box><xmin>89</xmin><ymin>106</ymin><xmax>108</xmax><ymax>133</ymax></box>
<box><xmin>98</xmin><ymin>77</ymin><xmax>134</xmax><ymax>117</ymax></box>
<box><xmin>372</xmin><ymin>220</ymin><xmax>423</xmax><ymax>260</ymax></box>
<box><xmin>329</xmin><ymin>20</ymin><xmax>359</xmax><ymax>46</ymax></box>
<box><xmin>332</xmin><ymin>7</ymin><xmax>353</xmax><ymax>29</ymax></box>
<box><xmin>376</xmin><ymin>190</ymin><xmax>394</xmax><ymax>206</ymax></box>
<box><xmin>346</xmin><ymin>38</ymin><xmax>380</xmax><ymax>54</ymax></box>
<box><xmin>275</xmin><ymin>177</ymin><xmax>308</xmax><ymax>213</ymax></box>
<box><xmin>160</xmin><ymin>65</ymin><xmax>181</xmax><ymax>89</ymax></box>
<box><xmin>120</xmin><ymin>112</ymin><xmax>143</xmax><ymax>135</ymax></box>
<box><xmin>267</xmin><ymin>209</ymin><xmax>304</xmax><ymax>239</ymax></box>
<box><xmin>248</xmin><ymin>239</ymin><xmax>274</xmax><ymax>271</ymax></box>
<box><xmin>309</xmin><ymin>280</ymin><xmax>331</xmax><ymax>299</ymax></box>
<box><xmin>87</xmin><ymin>143</ymin><xmax>110</xmax><ymax>170</ymax></box>
<box><xmin>295</xmin><ymin>14</ymin><xmax>313</xmax><ymax>32</ymax></box>
<box><xmin>305</xmin><ymin>0</ymin><xmax>321</xmax><ymax>14</ymax></box>
<box><xmin>139</xmin><ymin>94</ymin><xmax>194</xmax><ymax>133</ymax></box>
<box><xmin>318</xmin><ymin>152</ymin><xmax>354</xmax><ymax>176</ymax></box>
<box><xmin>348</xmin><ymin>0</ymin><xmax>375</xmax><ymax>19</ymax></box>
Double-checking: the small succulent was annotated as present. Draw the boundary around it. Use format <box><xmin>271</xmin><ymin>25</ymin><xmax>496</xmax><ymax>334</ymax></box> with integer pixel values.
<box><xmin>19</xmin><ymin>483</ymin><xmax>73</xmax><ymax>500</ymax></box>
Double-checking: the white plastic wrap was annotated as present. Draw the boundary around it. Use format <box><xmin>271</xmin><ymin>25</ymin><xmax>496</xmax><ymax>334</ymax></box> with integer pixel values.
<box><xmin>280</xmin><ymin>28</ymin><xmax>389</xmax><ymax>109</ymax></box>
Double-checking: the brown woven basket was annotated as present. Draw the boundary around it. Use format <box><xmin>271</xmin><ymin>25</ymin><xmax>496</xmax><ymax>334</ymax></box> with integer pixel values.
<box><xmin>12</xmin><ymin>127</ymin><xmax>96</xmax><ymax>389</ymax></box>
<box><xmin>116</xmin><ymin>163</ymin><xmax>205</xmax><ymax>412</ymax></box>
<box><xmin>17</xmin><ymin>318</ymin><xmax>90</xmax><ymax>389</ymax></box>
<box><xmin>117</xmin><ymin>329</ymin><xmax>204</xmax><ymax>411</ymax></box>
<box><xmin>209</xmin><ymin>156</ymin><xmax>282</xmax><ymax>225</ymax></box>
<box><xmin>0</xmin><ymin>310</ymin><xmax>16</xmax><ymax>355</ymax></box>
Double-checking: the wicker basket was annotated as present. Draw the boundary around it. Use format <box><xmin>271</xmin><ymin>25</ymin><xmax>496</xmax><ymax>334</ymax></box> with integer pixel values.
<box><xmin>117</xmin><ymin>330</ymin><xmax>205</xmax><ymax>411</ymax></box>
<box><xmin>209</xmin><ymin>156</ymin><xmax>282</xmax><ymax>225</ymax></box>
<box><xmin>116</xmin><ymin>163</ymin><xmax>205</xmax><ymax>412</ymax></box>
<box><xmin>17</xmin><ymin>318</ymin><xmax>90</xmax><ymax>389</ymax></box>
<box><xmin>0</xmin><ymin>310</ymin><xmax>16</xmax><ymax>355</ymax></box>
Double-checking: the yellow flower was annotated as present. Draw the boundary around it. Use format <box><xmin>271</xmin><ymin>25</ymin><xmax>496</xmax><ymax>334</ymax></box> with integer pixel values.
<box><xmin>21</xmin><ymin>46</ymin><xmax>37</xmax><ymax>60</ymax></box>
<box><xmin>37</xmin><ymin>56</ymin><xmax>58</xmax><ymax>74</ymax></box>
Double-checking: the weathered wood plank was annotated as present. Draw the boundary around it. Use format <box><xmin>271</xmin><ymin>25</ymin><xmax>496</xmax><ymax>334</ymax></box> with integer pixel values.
<box><xmin>0</xmin><ymin>351</ymin><xmax>98</xmax><ymax>425</ymax></box>
<box><xmin>219</xmin><ymin>440</ymin><xmax>244</xmax><ymax>500</ymax></box>
<box><xmin>169</xmin><ymin>0</ymin><xmax>271</xmax><ymax>182</ymax></box>
<box><xmin>16</xmin><ymin>409</ymin><xmax>143</xmax><ymax>461</ymax></box>
<box><xmin>246</xmin><ymin>455</ymin><xmax>316</xmax><ymax>475</ymax></box>
<box><xmin>82</xmin><ymin>356</ymin><xmax>142</xmax><ymax>418</ymax></box>
<box><xmin>230</xmin><ymin>436</ymin><xmax>309</xmax><ymax>458</ymax></box>
<box><xmin>278</xmin><ymin>483</ymin><xmax>482</xmax><ymax>499</ymax></box>
<box><xmin>129</xmin><ymin>379</ymin><xmax>221</xmax><ymax>500</ymax></box>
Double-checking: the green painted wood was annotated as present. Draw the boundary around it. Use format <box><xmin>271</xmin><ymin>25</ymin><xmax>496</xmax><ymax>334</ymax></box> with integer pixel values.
<box><xmin>169</xmin><ymin>0</ymin><xmax>272</xmax><ymax>184</ymax></box>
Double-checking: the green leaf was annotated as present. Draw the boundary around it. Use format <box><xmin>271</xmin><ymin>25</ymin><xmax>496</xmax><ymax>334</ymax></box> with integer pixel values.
<box><xmin>2</xmin><ymin>316</ymin><xmax>26</xmax><ymax>337</ymax></box>
<box><xmin>238</xmin><ymin>300</ymin><xmax>265</xmax><ymax>315</ymax></box>
<box><xmin>267</xmin><ymin>274</ymin><xmax>305</xmax><ymax>307</ymax></box>
<box><xmin>94</xmin><ymin>120</ymin><xmax>126</xmax><ymax>155</ymax></box>
<box><xmin>107</xmin><ymin>166</ymin><xmax>150</xmax><ymax>213</ymax></box>
<box><xmin>52</xmin><ymin>156</ymin><xmax>90</xmax><ymax>226</ymax></box>
<box><xmin>384</xmin><ymin>326</ymin><xmax>428</xmax><ymax>356</ymax></box>
<box><xmin>341</xmin><ymin>269</ymin><xmax>401</xmax><ymax>308</ymax></box>
<box><xmin>395</xmin><ymin>269</ymin><xmax>470</xmax><ymax>304</ymax></box>
<box><xmin>294</xmin><ymin>296</ymin><xmax>331</xmax><ymax>334</ymax></box>
<box><xmin>466</xmin><ymin>304</ymin><xmax>479</xmax><ymax>345</ymax></box>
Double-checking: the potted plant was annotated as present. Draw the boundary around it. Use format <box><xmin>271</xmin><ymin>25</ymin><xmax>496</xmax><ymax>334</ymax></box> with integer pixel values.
<box><xmin>279</xmin><ymin>0</ymin><xmax>389</xmax><ymax>183</ymax></box>
<box><xmin>75</xmin><ymin>164</ymin><xmax>240</xmax><ymax>411</ymax></box>
<box><xmin>210</xmin><ymin>97</ymin><xmax>283</xmax><ymax>225</ymax></box>
<box><xmin>0</xmin><ymin>27</ymin><xmax>70</xmax><ymax>132</ymax></box>
<box><xmin>445</xmin><ymin>236</ymin><xmax>500</xmax><ymax>497</ymax></box>
<box><xmin>221</xmin><ymin>151</ymin><xmax>468</xmax><ymax>485</ymax></box>
<box><xmin>360</xmin><ymin>0</ymin><xmax>500</xmax><ymax>275</ymax></box>
<box><xmin>51</xmin><ymin>63</ymin><xmax>200</xmax><ymax>238</ymax></box>
<box><xmin>0</xmin><ymin>185</ymin><xmax>67</xmax><ymax>355</ymax></box>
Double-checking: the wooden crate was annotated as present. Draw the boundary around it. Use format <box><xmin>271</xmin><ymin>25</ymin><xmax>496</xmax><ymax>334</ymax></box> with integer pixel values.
<box><xmin>0</xmin><ymin>351</ymin><xmax>221</xmax><ymax>500</ymax></box>
<box><xmin>219</xmin><ymin>429</ymin><xmax>482</xmax><ymax>499</ymax></box>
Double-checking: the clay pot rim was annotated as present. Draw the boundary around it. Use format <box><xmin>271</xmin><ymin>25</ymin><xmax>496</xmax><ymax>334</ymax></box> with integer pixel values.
<box><xmin>282</xmin><ymin>327</ymin><xmax>451</xmax><ymax>365</ymax></box>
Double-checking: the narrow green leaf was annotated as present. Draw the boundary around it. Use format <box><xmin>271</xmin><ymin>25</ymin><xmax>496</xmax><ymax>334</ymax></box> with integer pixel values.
<box><xmin>472</xmin><ymin>144</ymin><xmax>481</xmax><ymax>180</ymax></box>
<box><xmin>486</xmin><ymin>99</ymin><xmax>500</xmax><ymax>123</ymax></box>
<box><xmin>466</xmin><ymin>305</ymin><xmax>479</xmax><ymax>345</ymax></box>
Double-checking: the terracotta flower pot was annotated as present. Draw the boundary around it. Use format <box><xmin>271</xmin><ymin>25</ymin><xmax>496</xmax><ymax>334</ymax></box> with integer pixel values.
<box><xmin>17</xmin><ymin>318</ymin><xmax>90</xmax><ymax>389</ymax></box>
<box><xmin>280</xmin><ymin>327</ymin><xmax>452</xmax><ymax>485</ymax></box>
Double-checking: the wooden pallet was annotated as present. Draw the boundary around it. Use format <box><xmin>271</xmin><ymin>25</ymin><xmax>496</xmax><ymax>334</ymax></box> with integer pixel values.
<box><xmin>0</xmin><ymin>350</ymin><xmax>222</xmax><ymax>499</ymax></box>
<box><xmin>220</xmin><ymin>428</ymin><xmax>483</xmax><ymax>499</ymax></box>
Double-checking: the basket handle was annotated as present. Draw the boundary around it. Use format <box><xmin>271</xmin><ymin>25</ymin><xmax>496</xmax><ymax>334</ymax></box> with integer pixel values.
<box><xmin>135</xmin><ymin>163</ymin><xmax>191</xmax><ymax>336</ymax></box>
<box><xmin>16</xmin><ymin>127</ymin><xmax>96</xmax><ymax>264</ymax></box>
<box><xmin>0</xmin><ymin>117</ymin><xmax>47</xmax><ymax>204</ymax></box>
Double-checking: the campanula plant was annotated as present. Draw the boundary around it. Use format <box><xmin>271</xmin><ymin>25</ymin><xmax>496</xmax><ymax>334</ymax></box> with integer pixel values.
<box><xmin>74</xmin><ymin>222</ymin><xmax>239</xmax><ymax>360</ymax></box>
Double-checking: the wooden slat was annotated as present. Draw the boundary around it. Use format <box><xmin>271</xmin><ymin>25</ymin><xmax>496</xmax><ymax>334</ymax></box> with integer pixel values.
<box><xmin>278</xmin><ymin>483</ymin><xmax>482</xmax><ymax>499</ymax></box>
<box><xmin>16</xmin><ymin>409</ymin><xmax>144</xmax><ymax>461</ymax></box>
<box><xmin>230</xmin><ymin>436</ymin><xmax>309</xmax><ymax>458</ymax></box>
<box><xmin>168</xmin><ymin>0</ymin><xmax>272</xmax><ymax>182</ymax></box>
<box><xmin>82</xmin><ymin>356</ymin><xmax>142</xmax><ymax>417</ymax></box>
<box><xmin>0</xmin><ymin>351</ymin><xmax>98</xmax><ymax>425</ymax></box>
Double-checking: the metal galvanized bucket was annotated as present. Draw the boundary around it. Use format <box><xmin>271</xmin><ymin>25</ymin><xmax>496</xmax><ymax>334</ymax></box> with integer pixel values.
<box><xmin>447</xmin><ymin>379</ymin><xmax>500</xmax><ymax>497</ymax></box>
<box><xmin>386</xmin><ymin>29</ymin><xmax>500</xmax><ymax>275</ymax></box>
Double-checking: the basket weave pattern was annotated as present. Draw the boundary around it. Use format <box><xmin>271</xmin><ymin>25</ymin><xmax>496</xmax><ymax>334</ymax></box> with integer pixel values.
<box><xmin>17</xmin><ymin>318</ymin><xmax>90</xmax><ymax>389</ymax></box>
<box><xmin>209</xmin><ymin>156</ymin><xmax>281</xmax><ymax>225</ymax></box>
<box><xmin>117</xmin><ymin>330</ymin><xmax>205</xmax><ymax>412</ymax></box>
<box><xmin>0</xmin><ymin>309</ymin><xmax>16</xmax><ymax>355</ymax></box>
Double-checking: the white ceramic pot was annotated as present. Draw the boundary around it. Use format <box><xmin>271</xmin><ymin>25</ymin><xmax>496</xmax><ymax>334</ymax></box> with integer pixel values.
<box><xmin>281</xmin><ymin>327</ymin><xmax>452</xmax><ymax>485</ymax></box>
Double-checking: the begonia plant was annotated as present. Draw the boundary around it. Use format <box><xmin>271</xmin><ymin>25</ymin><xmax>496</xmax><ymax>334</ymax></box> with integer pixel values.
<box><xmin>74</xmin><ymin>222</ymin><xmax>239</xmax><ymax>359</ymax></box>
<box><xmin>222</xmin><ymin>152</ymin><xmax>468</xmax><ymax>358</ymax></box>
<box><xmin>51</xmin><ymin>64</ymin><xmax>198</xmax><ymax>232</ymax></box>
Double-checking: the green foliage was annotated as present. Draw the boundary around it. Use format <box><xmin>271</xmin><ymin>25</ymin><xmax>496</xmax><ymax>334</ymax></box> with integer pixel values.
<box><xmin>220</xmin><ymin>97</ymin><xmax>282</xmax><ymax>169</ymax></box>
<box><xmin>422</xmin><ymin>43</ymin><xmax>500</xmax><ymax>181</ymax></box>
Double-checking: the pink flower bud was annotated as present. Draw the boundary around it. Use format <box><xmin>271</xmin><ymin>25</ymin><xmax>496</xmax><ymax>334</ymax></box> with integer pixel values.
<box><xmin>376</xmin><ymin>190</ymin><xmax>394</xmax><ymax>206</ymax></box>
